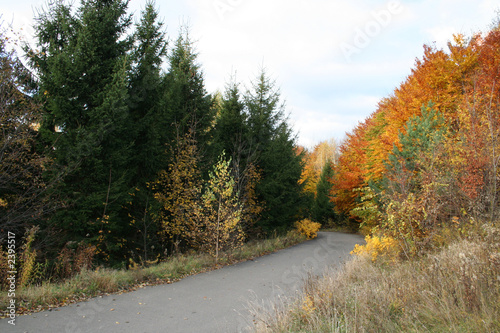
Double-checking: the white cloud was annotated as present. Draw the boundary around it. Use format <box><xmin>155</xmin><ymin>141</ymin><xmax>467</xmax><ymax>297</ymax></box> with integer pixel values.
<box><xmin>1</xmin><ymin>0</ymin><xmax>499</xmax><ymax>146</ymax></box>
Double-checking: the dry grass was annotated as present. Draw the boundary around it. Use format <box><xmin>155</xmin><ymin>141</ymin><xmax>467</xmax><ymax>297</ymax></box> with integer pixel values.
<box><xmin>252</xmin><ymin>224</ymin><xmax>500</xmax><ymax>333</ymax></box>
<box><xmin>0</xmin><ymin>231</ymin><xmax>306</xmax><ymax>316</ymax></box>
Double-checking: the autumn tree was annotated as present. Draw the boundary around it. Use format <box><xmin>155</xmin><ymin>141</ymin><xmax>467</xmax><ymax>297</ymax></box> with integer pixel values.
<box><xmin>196</xmin><ymin>152</ymin><xmax>244</xmax><ymax>263</ymax></box>
<box><xmin>151</xmin><ymin>131</ymin><xmax>202</xmax><ymax>253</ymax></box>
<box><xmin>0</xmin><ymin>30</ymin><xmax>50</xmax><ymax>235</ymax></box>
<box><xmin>331</xmin><ymin>116</ymin><xmax>373</xmax><ymax>222</ymax></box>
<box><xmin>300</xmin><ymin>139</ymin><xmax>339</xmax><ymax>198</ymax></box>
<box><xmin>469</xmin><ymin>29</ymin><xmax>500</xmax><ymax>221</ymax></box>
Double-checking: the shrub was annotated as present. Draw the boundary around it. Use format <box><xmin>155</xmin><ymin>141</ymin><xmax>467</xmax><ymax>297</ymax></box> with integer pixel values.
<box><xmin>351</xmin><ymin>234</ymin><xmax>400</xmax><ymax>263</ymax></box>
<box><xmin>295</xmin><ymin>219</ymin><xmax>321</xmax><ymax>239</ymax></box>
<box><xmin>18</xmin><ymin>227</ymin><xmax>39</xmax><ymax>288</ymax></box>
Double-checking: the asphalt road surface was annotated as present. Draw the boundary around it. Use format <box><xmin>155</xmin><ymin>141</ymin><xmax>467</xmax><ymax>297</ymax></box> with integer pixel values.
<box><xmin>0</xmin><ymin>232</ymin><xmax>363</xmax><ymax>333</ymax></box>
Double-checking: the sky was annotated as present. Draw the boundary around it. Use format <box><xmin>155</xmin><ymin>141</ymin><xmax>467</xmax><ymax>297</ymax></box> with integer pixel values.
<box><xmin>0</xmin><ymin>0</ymin><xmax>498</xmax><ymax>148</ymax></box>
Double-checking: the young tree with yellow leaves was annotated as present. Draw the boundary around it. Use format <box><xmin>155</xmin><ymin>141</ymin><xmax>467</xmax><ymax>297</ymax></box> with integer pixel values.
<box><xmin>151</xmin><ymin>130</ymin><xmax>202</xmax><ymax>253</ymax></box>
<box><xmin>197</xmin><ymin>152</ymin><xmax>244</xmax><ymax>263</ymax></box>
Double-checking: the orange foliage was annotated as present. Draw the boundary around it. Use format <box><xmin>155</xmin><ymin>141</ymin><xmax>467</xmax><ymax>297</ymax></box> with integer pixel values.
<box><xmin>330</xmin><ymin>26</ymin><xmax>500</xmax><ymax>230</ymax></box>
<box><xmin>331</xmin><ymin>116</ymin><xmax>373</xmax><ymax>219</ymax></box>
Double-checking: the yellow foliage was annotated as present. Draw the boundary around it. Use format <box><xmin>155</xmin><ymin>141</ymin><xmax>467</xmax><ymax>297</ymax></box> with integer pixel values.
<box><xmin>19</xmin><ymin>226</ymin><xmax>39</xmax><ymax>288</ymax></box>
<box><xmin>351</xmin><ymin>234</ymin><xmax>400</xmax><ymax>263</ymax></box>
<box><xmin>295</xmin><ymin>219</ymin><xmax>321</xmax><ymax>239</ymax></box>
<box><xmin>301</xmin><ymin>294</ymin><xmax>316</xmax><ymax>316</ymax></box>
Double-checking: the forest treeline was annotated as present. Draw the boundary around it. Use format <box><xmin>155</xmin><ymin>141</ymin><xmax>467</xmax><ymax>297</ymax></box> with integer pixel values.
<box><xmin>0</xmin><ymin>0</ymin><xmax>338</xmax><ymax>276</ymax></box>
<box><xmin>331</xmin><ymin>23</ymin><xmax>500</xmax><ymax>256</ymax></box>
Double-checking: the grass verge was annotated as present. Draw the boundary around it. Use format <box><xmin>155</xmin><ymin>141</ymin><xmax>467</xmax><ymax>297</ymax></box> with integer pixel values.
<box><xmin>0</xmin><ymin>231</ymin><xmax>306</xmax><ymax>317</ymax></box>
<box><xmin>251</xmin><ymin>224</ymin><xmax>500</xmax><ymax>332</ymax></box>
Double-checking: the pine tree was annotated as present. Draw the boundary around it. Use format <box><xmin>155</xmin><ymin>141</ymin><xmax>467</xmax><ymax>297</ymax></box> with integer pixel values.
<box><xmin>384</xmin><ymin>102</ymin><xmax>446</xmax><ymax>196</ymax></box>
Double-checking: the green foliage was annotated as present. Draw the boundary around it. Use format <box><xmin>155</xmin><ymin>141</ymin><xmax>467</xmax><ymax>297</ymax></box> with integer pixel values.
<box><xmin>3</xmin><ymin>0</ymin><xmax>305</xmax><ymax>273</ymax></box>
<box><xmin>125</xmin><ymin>2</ymin><xmax>169</xmax><ymax>263</ymax></box>
<box><xmin>384</xmin><ymin>102</ymin><xmax>447</xmax><ymax>195</ymax></box>
<box><xmin>312</xmin><ymin>161</ymin><xmax>338</xmax><ymax>225</ymax></box>
<box><xmin>30</xmin><ymin>0</ymin><xmax>134</xmax><ymax>261</ymax></box>
<box><xmin>164</xmin><ymin>27</ymin><xmax>214</xmax><ymax>152</ymax></box>
<box><xmin>213</xmin><ymin>76</ymin><xmax>248</xmax><ymax>164</ymax></box>
<box><xmin>245</xmin><ymin>70</ymin><xmax>305</xmax><ymax>231</ymax></box>
<box><xmin>381</xmin><ymin>103</ymin><xmax>451</xmax><ymax>255</ymax></box>
<box><xmin>128</xmin><ymin>1</ymin><xmax>169</xmax><ymax>181</ymax></box>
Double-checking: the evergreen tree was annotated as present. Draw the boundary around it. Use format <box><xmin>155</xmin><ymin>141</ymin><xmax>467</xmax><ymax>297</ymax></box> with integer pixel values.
<box><xmin>244</xmin><ymin>70</ymin><xmax>304</xmax><ymax>231</ymax></box>
<box><xmin>213</xmin><ymin>77</ymin><xmax>248</xmax><ymax>164</ymax></box>
<box><xmin>30</xmin><ymin>0</ymin><xmax>133</xmax><ymax>260</ymax></box>
<box><xmin>129</xmin><ymin>1</ymin><xmax>168</xmax><ymax>181</ymax></box>
<box><xmin>312</xmin><ymin>161</ymin><xmax>337</xmax><ymax>225</ymax></box>
<box><xmin>163</xmin><ymin>27</ymin><xmax>214</xmax><ymax>155</ymax></box>
<box><xmin>214</xmin><ymin>77</ymin><xmax>253</xmax><ymax>195</ymax></box>
<box><xmin>383</xmin><ymin>102</ymin><xmax>446</xmax><ymax>196</ymax></box>
<box><xmin>126</xmin><ymin>1</ymin><xmax>169</xmax><ymax>261</ymax></box>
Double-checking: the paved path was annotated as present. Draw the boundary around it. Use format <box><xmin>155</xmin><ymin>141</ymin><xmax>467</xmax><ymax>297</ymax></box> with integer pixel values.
<box><xmin>0</xmin><ymin>232</ymin><xmax>363</xmax><ymax>333</ymax></box>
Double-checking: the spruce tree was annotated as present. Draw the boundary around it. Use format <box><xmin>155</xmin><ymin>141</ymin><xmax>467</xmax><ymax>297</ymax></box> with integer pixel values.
<box><xmin>126</xmin><ymin>2</ymin><xmax>169</xmax><ymax>261</ymax></box>
<box><xmin>213</xmin><ymin>77</ymin><xmax>248</xmax><ymax>162</ymax></box>
<box><xmin>129</xmin><ymin>1</ymin><xmax>168</xmax><ymax>180</ymax></box>
<box><xmin>313</xmin><ymin>161</ymin><xmax>337</xmax><ymax>225</ymax></box>
<box><xmin>163</xmin><ymin>28</ymin><xmax>214</xmax><ymax>154</ymax></box>
<box><xmin>31</xmin><ymin>0</ymin><xmax>133</xmax><ymax>260</ymax></box>
<box><xmin>244</xmin><ymin>70</ymin><xmax>304</xmax><ymax>231</ymax></box>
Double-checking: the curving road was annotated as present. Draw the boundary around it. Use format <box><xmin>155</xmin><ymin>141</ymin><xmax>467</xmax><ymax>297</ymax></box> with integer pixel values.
<box><xmin>0</xmin><ymin>232</ymin><xmax>363</xmax><ymax>333</ymax></box>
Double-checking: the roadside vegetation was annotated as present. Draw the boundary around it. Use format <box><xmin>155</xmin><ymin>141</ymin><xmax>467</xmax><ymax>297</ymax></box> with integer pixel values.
<box><xmin>0</xmin><ymin>229</ymin><xmax>307</xmax><ymax>316</ymax></box>
<box><xmin>252</xmin><ymin>223</ymin><xmax>500</xmax><ymax>332</ymax></box>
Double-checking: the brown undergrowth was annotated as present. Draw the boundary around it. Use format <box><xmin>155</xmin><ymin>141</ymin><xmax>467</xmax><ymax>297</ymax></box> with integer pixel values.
<box><xmin>252</xmin><ymin>223</ymin><xmax>500</xmax><ymax>332</ymax></box>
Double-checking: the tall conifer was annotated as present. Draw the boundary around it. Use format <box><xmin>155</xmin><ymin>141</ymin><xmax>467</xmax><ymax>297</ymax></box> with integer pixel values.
<box><xmin>31</xmin><ymin>0</ymin><xmax>133</xmax><ymax>259</ymax></box>
<box><xmin>244</xmin><ymin>70</ymin><xmax>304</xmax><ymax>230</ymax></box>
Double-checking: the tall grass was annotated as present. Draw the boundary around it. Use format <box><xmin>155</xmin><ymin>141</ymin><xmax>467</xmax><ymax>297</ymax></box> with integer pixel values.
<box><xmin>252</xmin><ymin>224</ymin><xmax>500</xmax><ymax>332</ymax></box>
<box><xmin>0</xmin><ymin>231</ymin><xmax>306</xmax><ymax>316</ymax></box>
